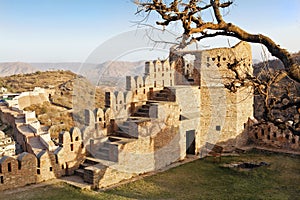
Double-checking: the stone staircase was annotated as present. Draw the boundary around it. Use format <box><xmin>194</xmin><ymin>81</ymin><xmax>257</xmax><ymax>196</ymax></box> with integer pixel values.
<box><xmin>131</xmin><ymin>88</ymin><xmax>174</xmax><ymax>117</ymax></box>
<box><xmin>94</xmin><ymin>141</ymin><xmax>111</xmax><ymax>160</ymax></box>
<box><xmin>151</xmin><ymin>87</ymin><xmax>175</xmax><ymax>102</ymax></box>
<box><xmin>115</xmin><ymin>120</ymin><xmax>136</xmax><ymax>138</ymax></box>
<box><xmin>74</xmin><ymin>157</ymin><xmax>101</xmax><ymax>178</ymax></box>
<box><xmin>73</xmin><ymin>157</ymin><xmax>113</xmax><ymax>189</ymax></box>
<box><xmin>70</xmin><ymin>88</ymin><xmax>178</xmax><ymax>188</ymax></box>
<box><xmin>132</xmin><ymin>102</ymin><xmax>151</xmax><ymax>118</ymax></box>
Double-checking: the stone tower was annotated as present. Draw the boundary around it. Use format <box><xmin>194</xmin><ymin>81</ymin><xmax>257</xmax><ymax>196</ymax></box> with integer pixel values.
<box><xmin>171</xmin><ymin>41</ymin><xmax>253</xmax><ymax>147</ymax></box>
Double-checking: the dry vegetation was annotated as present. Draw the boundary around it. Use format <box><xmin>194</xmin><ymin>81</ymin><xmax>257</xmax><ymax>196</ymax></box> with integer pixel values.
<box><xmin>0</xmin><ymin>70</ymin><xmax>76</xmax><ymax>93</ymax></box>
<box><xmin>0</xmin><ymin>70</ymin><xmax>105</xmax><ymax>137</ymax></box>
<box><xmin>23</xmin><ymin>102</ymin><xmax>74</xmax><ymax>139</ymax></box>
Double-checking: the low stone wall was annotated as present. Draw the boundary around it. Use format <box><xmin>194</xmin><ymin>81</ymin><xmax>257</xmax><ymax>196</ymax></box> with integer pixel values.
<box><xmin>0</xmin><ymin>128</ymin><xmax>86</xmax><ymax>191</ymax></box>
<box><xmin>248</xmin><ymin>121</ymin><xmax>300</xmax><ymax>151</ymax></box>
<box><xmin>0</xmin><ymin>152</ymin><xmax>36</xmax><ymax>191</ymax></box>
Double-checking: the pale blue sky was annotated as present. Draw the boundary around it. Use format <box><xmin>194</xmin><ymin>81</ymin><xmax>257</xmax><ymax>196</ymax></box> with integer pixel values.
<box><xmin>0</xmin><ymin>0</ymin><xmax>299</xmax><ymax>62</ymax></box>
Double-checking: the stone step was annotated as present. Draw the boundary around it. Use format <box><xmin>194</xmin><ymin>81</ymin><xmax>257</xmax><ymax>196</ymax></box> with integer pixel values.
<box><xmin>60</xmin><ymin>175</ymin><xmax>92</xmax><ymax>190</ymax></box>
<box><xmin>160</xmin><ymin>88</ymin><xmax>169</xmax><ymax>92</ymax></box>
<box><xmin>142</xmin><ymin>104</ymin><xmax>151</xmax><ymax>108</ymax></box>
<box><xmin>152</xmin><ymin>96</ymin><xmax>168</xmax><ymax>101</ymax></box>
<box><xmin>118</xmin><ymin>124</ymin><xmax>129</xmax><ymax>133</ymax></box>
<box><xmin>133</xmin><ymin>111</ymin><xmax>149</xmax><ymax>117</ymax></box>
<box><xmin>115</xmin><ymin>131</ymin><xmax>137</xmax><ymax>139</ymax></box>
<box><xmin>85</xmin><ymin>157</ymin><xmax>101</xmax><ymax>165</ymax></box>
<box><xmin>95</xmin><ymin>151</ymin><xmax>109</xmax><ymax>160</ymax></box>
<box><xmin>79</xmin><ymin>162</ymin><xmax>94</xmax><ymax>169</ymax></box>
<box><xmin>156</xmin><ymin>93</ymin><xmax>169</xmax><ymax>98</ymax></box>
<box><xmin>74</xmin><ymin>169</ymin><xmax>84</xmax><ymax>178</ymax></box>
<box><xmin>127</xmin><ymin>117</ymin><xmax>151</xmax><ymax>123</ymax></box>
<box><xmin>123</xmin><ymin>121</ymin><xmax>131</xmax><ymax>126</ymax></box>
<box><xmin>103</xmin><ymin>141</ymin><xmax>111</xmax><ymax>148</ymax></box>
<box><xmin>98</xmin><ymin>146</ymin><xmax>109</xmax><ymax>154</ymax></box>
<box><xmin>138</xmin><ymin>107</ymin><xmax>150</xmax><ymax>113</ymax></box>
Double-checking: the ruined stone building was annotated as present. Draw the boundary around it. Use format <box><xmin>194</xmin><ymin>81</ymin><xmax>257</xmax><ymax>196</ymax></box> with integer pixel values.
<box><xmin>0</xmin><ymin>88</ymin><xmax>85</xmax><ymax>191</ymax></box>
<box><xmin>1</xmin><ymin>41</ymin><xmax>296</xmax><ymax>191</ymax></box>
<box><xmin>76</xmin><ymin>41</ymin><xmax>255</xmax><ymax>188</ymax></box>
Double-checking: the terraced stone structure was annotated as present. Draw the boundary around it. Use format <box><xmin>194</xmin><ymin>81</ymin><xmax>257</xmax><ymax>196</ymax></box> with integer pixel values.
<box><xmin>0</xmin><ymin>42</ymin><xmax>255</xmax><ymax>190</ymax></box>
<box><xmin>77</xmin><ymin>41</ymin><xmax>254</xmax><ymax>188</ymax></box>
<box><xmin>0</xmin><ymin>89</ymin><xmax>85</xmax><ymax>191</ymax></box>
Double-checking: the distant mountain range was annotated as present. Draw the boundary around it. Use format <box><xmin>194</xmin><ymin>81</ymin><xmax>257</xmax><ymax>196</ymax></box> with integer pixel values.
<box><xmin>1</xmin><ymin>53</ymin><xmax>298</xmax><ymax>86</ymax></box>
<box><xmin>0</xmin><ymin>61</ymin><xmax>145</xmax><ymax>85</ymax></box>
<box><xmin>0</xmin><ymin>62</ymin><xmax>38</xmax><ymax>76</ymax></box>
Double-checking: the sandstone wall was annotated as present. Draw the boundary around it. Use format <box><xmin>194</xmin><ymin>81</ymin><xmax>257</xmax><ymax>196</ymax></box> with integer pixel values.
<box><xmin>174</xmin><ymin>42</ymin><xmax>253</xmax><ymax>150</ymax></box>
<box><xmin>18</xmin><ymin>93</ymin><xmax>49</xmax><ymax>110</ymax></box>
<box><xmin>105</xmin><ymin>60</ymin><xmax>176</xmax><ymax>120</ymax></box>
<box><xmin>0</xmin><ymin>152</ymin><xmax>36</xmax><ymax>191</ymax></box>
<box><xmin>0</xmin><ymin>127</ymin><xmax>85</xmax><ymax>191</ymax></box>
<box><xmin>248</xmin><ymin>121</ymin><xmax>300</xmax><ymax>151</ymax></box>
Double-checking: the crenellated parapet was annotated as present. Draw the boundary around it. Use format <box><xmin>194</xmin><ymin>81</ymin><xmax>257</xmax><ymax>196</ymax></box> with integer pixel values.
<box><xmin>105</xmin><ymin>60</ymin><xmax>176</xmax><ymax>118</ymax></box>
<box><xmin>0</xmin><ymin>127</ymin><xmax>85</xmax><ymax>191</ymax></box>
<box><xmin>127</xmin><ymin>60</ymin><xmax>175</xmax><ymax>91</ymax></box>
<box><xmin>248</xmin><ymin>121</ymin><xmax>300</xmax><ymax>151</ymax></box>
<box><xmin>104</xmin><ymin>91</ymin><xmax>133</xmax><ymax>119</ymax></box>
<box><xmin>0</xmin><ymin>152</ymin><xmax>36</xmax><ymax>191</ymax></box>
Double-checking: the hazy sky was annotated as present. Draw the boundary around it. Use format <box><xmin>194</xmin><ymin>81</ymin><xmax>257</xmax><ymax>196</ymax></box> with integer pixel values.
<box><xmin>0</xmin><ymin>0</ymin><xmax>299</xmax><ymax>62</ymax></box>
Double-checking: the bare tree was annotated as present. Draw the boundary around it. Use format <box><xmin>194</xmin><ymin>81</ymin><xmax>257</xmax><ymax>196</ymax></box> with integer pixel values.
<box><xmin>135</xmin><ymin>0</ymin><xmax>300</xmax><ymax>83</ymax></box>
<box><xmin>135</xmin><ymin>0</ymin><xmax>300</xmax><ymax>135</ymax></box>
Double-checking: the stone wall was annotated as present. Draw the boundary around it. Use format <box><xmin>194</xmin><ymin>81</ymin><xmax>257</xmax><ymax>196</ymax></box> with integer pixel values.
<box><xmin>247</xmin><ymin>121</ymin><xmax>300</xmax><ymax>151</ymax></box>
<box><xmin>114</xmin><ymin>102</ymin><xmax>182</xmax><ymax>174</ymax></box>
<box><xmin>173</xmin><ymin>42</ymin><xmax>253</xmax><ymax>150</ymax></box>
<box><xmin>105</xmin><ymin>60</ymin><xmax>176</xmax><ymax>119</ymax></box>
<box><xmin>0</xmin><ymin>152</ymin><xmax>36</xmax><ymax>191</ymax></box>
<box><xmin>87</xmin><ymin>42</ymin><xmax>254</xmax><ymax>188</ymax></box>
<box><xmin>97</xmin><ymin>167</ymin><xmax>135</xmax><ymax>188</ymax></box>
<box><xmin>171</xmin><ymin>86</ymin><xmax>201</xmax><ymax>155</ymax></box>
<box><xmin>0</xmin><ymin>126</ymin><xmax>85</xmax><ymax>191</ymax></box>
<box><xmin>7</xmin><ymin>87</ymin><xmax>50</xmax><ymax>110</ymax></box>
<box><xmin>0</xmin><ymin>135</ymin><xmax>15</xmax><ymax>157</ymax></box>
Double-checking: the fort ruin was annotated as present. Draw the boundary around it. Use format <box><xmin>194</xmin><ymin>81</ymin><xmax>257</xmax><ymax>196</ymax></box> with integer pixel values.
<box><xmin>0</xmin><ymin>42</ymin><xmax>299</xmax><ymax>191</ymax></box>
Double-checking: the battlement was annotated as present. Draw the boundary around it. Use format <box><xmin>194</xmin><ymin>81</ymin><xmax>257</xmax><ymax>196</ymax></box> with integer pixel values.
<box><xmin>0</xmin><ymin>127</ymin><xmax>85</xmax><ymax>191</ymax></box>
<box><xmin>0</xmin><ymin>152</ymin><xmax>36</xmax><ymax>190</ymax></box>
<box><xmin>144</xmin><ymin>60</ymin><xmax>174</xmax><ymax>75</ymax></box>
<box><xmin>105</xmin><ymin>60</ymin><xmax>176</xmax><ymax>115</ymax></box>
<box><xmin>126</xmin><ymin>59</ymin><xmax>175</xmax><ymax>91</ymax></box>
<box><xmin>172</xmin><ymin>41</ymin><xmax>253</xmax><ymax>86</ymax></box>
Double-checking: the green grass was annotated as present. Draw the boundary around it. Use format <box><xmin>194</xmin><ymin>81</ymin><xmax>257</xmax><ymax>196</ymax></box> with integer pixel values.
<box><xmin>2</xmin><ymin>150</ymin><xmax>299</xmax><ymax>200</ymax></box>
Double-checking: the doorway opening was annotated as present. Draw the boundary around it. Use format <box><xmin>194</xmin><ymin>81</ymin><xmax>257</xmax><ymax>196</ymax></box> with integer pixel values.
<box><xmin>186</xmin><ymin>130</ymin><xmax>196</xmax><ymax>155</ymax></box>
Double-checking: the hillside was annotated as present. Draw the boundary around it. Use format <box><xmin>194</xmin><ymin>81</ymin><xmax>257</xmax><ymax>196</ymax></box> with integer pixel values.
<box><xmin>30</xmin><ymin>62</ymin><xmax>82</xmax><ymax>72</ymax></box>
<box><xmin>0</xmin><ymin>62</ymin><xmax>38</xmax><ymax>77</ymax></box>
<box><xmin>0</xmin><ymin>61</ymin><xmax>146</xmax><ymax>86</ymax></box>
<box><xmin>253</xmin><ymin>51</ymin><xmax>300</xmax><ymax>75</ymax></box>
<box><xmin>0</xmin><ymin>70</ymin><xmax>105</xmax><ymax>138</ymax></box>
<box><xmin>0</xmin><ymin>70</ymin><xmax>76</xmax><ymax>93</ymax></box>
<box><xmin>77</xmin><ymin>60</ymin><xmax>145</xmax><ymax>86</ymax></box>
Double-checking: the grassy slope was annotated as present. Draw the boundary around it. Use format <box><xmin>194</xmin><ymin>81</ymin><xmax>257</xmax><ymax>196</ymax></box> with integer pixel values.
<box><xmin>2</xmin><ymin>151</ymin><xmax>299</xmax><ymax>200</ymax></box>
